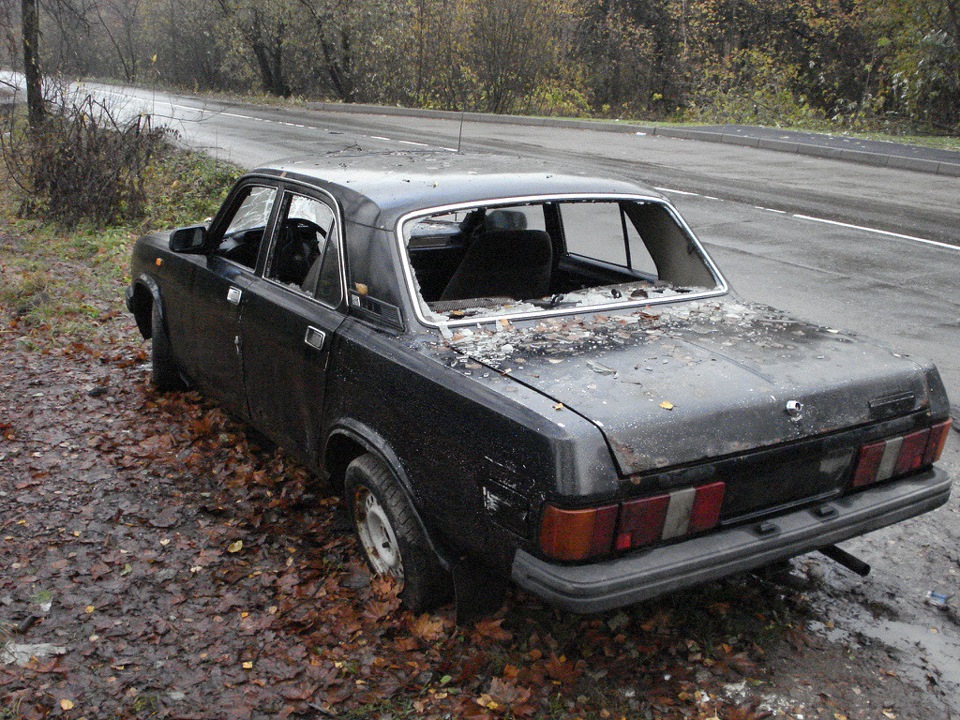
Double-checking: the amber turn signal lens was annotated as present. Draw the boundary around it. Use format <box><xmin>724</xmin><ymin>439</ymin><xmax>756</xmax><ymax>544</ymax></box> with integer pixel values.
<box><xmin>539</xmin><ymin>504</ymin><xmax>618</xmax><ymax>561</ymax></box>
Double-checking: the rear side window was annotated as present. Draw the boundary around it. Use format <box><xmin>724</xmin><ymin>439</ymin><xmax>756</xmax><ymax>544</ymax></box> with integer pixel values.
<box><xmin>401</xmin><ymin>197</ymin><xmax>723</xmax><ymax>324</ymax></box>
<box><xmin>560</xmin><ymin>201</ymin><xmax>657</xmax><ymax>276</ymax></box>
<box><xmin>265</xmin><ymin>192</ymin><xmax>343</xmax><ymax>307</ymax></box>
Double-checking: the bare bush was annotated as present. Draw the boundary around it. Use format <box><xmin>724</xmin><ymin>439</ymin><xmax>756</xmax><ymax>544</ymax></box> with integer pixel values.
<box><xmin>0</xmin><ymin>82</ymin><xmax>169</xmax><ymax>226</ymax></box>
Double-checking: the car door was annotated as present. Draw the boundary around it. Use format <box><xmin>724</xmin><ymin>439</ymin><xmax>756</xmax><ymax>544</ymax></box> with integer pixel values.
<box><xmin>184</xmin><ymin>182</ymin><xmax>280</xmax><ymax>413</ymax></box>
<box><xmin>239</xmin><ymin>187</ymin><xmax>347</xmax><ymax>460</ymax></box>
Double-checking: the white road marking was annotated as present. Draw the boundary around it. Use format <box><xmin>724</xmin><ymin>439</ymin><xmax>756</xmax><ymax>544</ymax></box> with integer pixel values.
<box><xmin>657</xmin><ymin>187</ymin><xmax>959</xmax><ymax>253</ymax></box>
<box><xmin>793</xmin><ymin>214</ymin><xmax>960</xmax><ymax>253</ymax></box>
<box><xmin>654</xmin><ymin>187</ymin><xmax>699</xmax><ymax>197</ymax></box>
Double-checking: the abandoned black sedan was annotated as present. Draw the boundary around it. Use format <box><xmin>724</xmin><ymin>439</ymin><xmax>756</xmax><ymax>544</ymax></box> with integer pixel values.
<box><xmin>126</xmin><ymin>151</ymin><xmax>952</xmax><ymax>619</ymax></box>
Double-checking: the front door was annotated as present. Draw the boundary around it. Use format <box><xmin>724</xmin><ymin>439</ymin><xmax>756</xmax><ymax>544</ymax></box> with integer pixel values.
<box><xmin>185</xmin><ymin>183</ymin><xmax>279</xmax><ymax>413</ymax></box>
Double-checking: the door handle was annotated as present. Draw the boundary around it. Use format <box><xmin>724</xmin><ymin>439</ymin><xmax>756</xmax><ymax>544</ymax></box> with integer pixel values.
<box><xmin>227</xmin><ymin>287</ymin><xmax>242</xmax><ymax>305</ymax></box>
<box><xmin>304</xmin><ymin>326</ymin><xmax>326</xmax><ymax>350</ymax></box>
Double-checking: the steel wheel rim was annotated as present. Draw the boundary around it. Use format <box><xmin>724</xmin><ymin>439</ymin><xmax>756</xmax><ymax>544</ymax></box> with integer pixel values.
<box><xmin>353</xmin><ymin>486</ymin><xmax>405</xmax><ymax>584</ymax></box>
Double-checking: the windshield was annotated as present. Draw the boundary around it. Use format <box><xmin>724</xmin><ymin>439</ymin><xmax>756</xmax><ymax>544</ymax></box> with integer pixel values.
<box><xmin>401</xmin><ymin>197</ymin><xmax>725</xmax><ymax>326</ymax></box>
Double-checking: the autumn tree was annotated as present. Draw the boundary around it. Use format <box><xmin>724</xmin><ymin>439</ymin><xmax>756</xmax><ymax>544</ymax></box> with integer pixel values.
<box><xmin>862</xmin><ymin>0</ymin><xmax>960</xmax><ymax>129</ymax></box>
<box><xmin>142</xmin><ymin>0</ymin><xmax>226</xmax><ymax>89</ymax></box>
<box><xmin>39</xmin><ymin>0</ymin><xmax>100</xmax><ymax>77</ymax></box>
<box><xmin>96</xmin><ymin>0</ymin><xmax>144</xmax><ymax>83</ymax></box>
<box><xmin>22</xmin><ymin>0</ymin><xmax>43</xmax><ymax>125</ymax></box>
<box><xmin>214</xmin><ymin>0</ymin><xmax>295</xmax><ymax>97</ymax></box>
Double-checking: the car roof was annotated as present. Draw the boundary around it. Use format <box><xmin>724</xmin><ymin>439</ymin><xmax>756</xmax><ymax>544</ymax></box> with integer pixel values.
<box><xmin>252</xmin><ymin>151</ymin><xmax>663</xmax><ymax>229</ymax></box>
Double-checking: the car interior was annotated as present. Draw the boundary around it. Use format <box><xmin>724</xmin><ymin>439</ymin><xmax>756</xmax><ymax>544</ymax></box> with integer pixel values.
<box><xmin>405</xmin><ymin>200</ymin><xmax>718</xmax><ymax>314</ymax></box>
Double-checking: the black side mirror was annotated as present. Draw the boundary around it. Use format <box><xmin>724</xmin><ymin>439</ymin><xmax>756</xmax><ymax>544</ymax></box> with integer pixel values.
<box><xmin>169</xmin><ymin>225</ymin><xmax>208</xmax><ymax>254</ymax></box>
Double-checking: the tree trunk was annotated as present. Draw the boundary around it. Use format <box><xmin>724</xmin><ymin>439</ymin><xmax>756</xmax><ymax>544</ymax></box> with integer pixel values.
<box><xmin>22</xmin><ymin>0</ymin><xmax>44</xmax><ymax>127</ymax></box>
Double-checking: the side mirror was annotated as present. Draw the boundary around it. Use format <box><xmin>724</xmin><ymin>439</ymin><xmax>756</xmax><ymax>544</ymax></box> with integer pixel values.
<box><xmin>169</xmin><ymin>225</ymin><xmax>208</xmax><ymax>254</ymax></box>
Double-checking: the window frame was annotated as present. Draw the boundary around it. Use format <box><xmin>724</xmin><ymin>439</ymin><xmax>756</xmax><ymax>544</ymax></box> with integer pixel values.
<box><xmin>207</xmin><ymin>181</ymin><xmax>281</xmax><ymax>272</ymax></box>
<box><xmin>259</xmin><ymin>185</ymin><xmax>348</xmax><ymax>310</ymax></box>
<box><xmin>396</xmin><ymin>193</ymin><xmax>729</xmax><ymax>330</ymax></box>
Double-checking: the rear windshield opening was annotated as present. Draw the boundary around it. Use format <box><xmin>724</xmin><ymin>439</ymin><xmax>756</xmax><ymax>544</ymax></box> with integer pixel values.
<box><xmin>402</xmin><ymin>198</ymin><xmax>723</xmax><ymax>323</ymax></box>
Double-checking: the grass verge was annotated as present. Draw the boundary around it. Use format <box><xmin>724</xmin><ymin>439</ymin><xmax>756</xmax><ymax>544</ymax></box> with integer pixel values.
<box><xmin>0</xmin><ymin>145</ymin><xmax>240</xmax><ymax>351</ymax></box>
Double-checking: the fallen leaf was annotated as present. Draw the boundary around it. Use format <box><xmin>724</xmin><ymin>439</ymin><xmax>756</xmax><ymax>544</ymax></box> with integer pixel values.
<box><xmin>60</xmin><ymin>699</ymin><xmax>75</xmax><ymax>711</ymax></box>
<box><xmin>659</xmin><ymin>401</ymin><xmax>674</xmax><ymax>410</ymax></box>
<box><xmin>410</xmin><ymin>613</ymin><xmax>449</xmax><ymax>642</ymax></box>
<box><xmin>228</xmin><ymin>540</ymin><xmax>243</xmax><ymax>553</ymax></box>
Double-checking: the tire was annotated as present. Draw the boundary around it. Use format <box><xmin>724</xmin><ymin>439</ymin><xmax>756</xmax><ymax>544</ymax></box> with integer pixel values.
<box><xmin>344</xmin><ymin>453</ymin><xmax>452</xmax><ymax>613</ymax></box>
<box><xmin>150</xmin><ymin>303</ymin><xmax>187</xmax><ymax>392</ymax></box>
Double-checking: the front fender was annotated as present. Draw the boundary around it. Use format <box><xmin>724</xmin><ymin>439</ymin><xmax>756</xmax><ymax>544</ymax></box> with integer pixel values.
<box><xmin>127</xmin><ymin>273</ymin><xmax>164</xmax><ymax>339</ymax></box>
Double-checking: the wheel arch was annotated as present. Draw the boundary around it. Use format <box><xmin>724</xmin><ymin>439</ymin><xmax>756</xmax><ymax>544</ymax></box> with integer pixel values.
<box><xmin>129</xmin><ymin>273</ymin><xmax>163</xmax><ymax>339</ymax></box>
<box><xmin>323</xmin><ymin>420</ymin><xmax>454</xmax><ymax>570</ymax></box>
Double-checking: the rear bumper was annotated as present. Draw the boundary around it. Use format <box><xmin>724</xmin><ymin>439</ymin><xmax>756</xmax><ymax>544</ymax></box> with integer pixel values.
<box><xmin>511</xmin><ymin>468</ymin><xmax>951</xmax><ymax>613</ymax></box>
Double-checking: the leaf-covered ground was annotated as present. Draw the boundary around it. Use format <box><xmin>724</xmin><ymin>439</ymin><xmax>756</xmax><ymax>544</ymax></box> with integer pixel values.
<box><xmin>0</xmin><ymin>222</ymin><xmax>948</xmax><ymax>720</ymax></box>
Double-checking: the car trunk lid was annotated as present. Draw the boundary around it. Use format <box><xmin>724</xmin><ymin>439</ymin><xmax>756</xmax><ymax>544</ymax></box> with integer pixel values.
<box><xmin>441</xmin><ymin>300</ymin><xmax>931</xmax><ymax>478</ymax></box>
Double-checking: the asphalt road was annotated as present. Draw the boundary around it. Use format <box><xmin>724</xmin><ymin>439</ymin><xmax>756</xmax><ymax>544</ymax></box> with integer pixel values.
<box><xmin>29</xmin><ymin>81</ymin><xmax>960</xmax><ymax>712</ymax></box>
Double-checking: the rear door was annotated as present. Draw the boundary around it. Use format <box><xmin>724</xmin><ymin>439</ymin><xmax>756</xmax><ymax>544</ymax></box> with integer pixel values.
<box><xmin>239</xmin><ymin>187</ymin><xmax>347</xmax><ymax>461</ymax></box>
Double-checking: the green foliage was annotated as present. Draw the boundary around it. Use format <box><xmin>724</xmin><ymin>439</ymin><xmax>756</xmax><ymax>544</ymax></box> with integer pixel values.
<box><xmin>142</xmin><ymin>149</ymin><xmax>242</xmax><ymax>231</ymax></box>
<box><xmin>6</xmin><ymin>0</ymin><xmax>959</xmax><ymax>134</ymax></box>
<box><xmin>684</xmin><ymin>49</ymin><xmax>827</xmax><ymax>127</ymax></box>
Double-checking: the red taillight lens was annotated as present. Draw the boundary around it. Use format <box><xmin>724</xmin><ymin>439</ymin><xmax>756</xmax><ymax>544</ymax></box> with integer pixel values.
<box><xmin>540</xmin><ymin>481</ymin><xmax>727</xmax><ymax>561</ymax></box>
<box><xmin>852</xmin><ymin>441</ymin><xmax>886</xmax><ymax>487</ymax></box>
<box><xmin>539</xmin><ymin>504</ymin><xmax>618</xmax><ymax>561</ymax></box>
<box><xmin>688</xmin><ymin>481</ymin><xmax>726</xmax><ymax>533</ymax></box>
<box><xmin>853</xmin><ymin>420</ymin><xmax>950</xmax><ymax>489</ymax></box>
<box><xmin>894</xmin><ymin>429</ymin><xmax>930</xmax><ymax>475</ymax></box>
<box><xmin>615</xmin><ymin>494</ymin><xmax>669</xmax><ymax>550</ymax></box>
<box><xmin>923</xmin><ymin>419</ymin><xmax>952</xmax><ymax>465</ymax></box>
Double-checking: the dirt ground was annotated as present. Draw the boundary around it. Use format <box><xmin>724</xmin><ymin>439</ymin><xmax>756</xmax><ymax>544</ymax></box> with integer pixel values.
<box><xmin>2</xmin><ymin>305</ymin><xmax>959</xmax><ymax>719</ymax></box>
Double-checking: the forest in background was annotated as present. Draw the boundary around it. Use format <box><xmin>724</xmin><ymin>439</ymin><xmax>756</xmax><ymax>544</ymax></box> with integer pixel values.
<box><xmin>1</xmin><ymin>0</ymin><xmax>959</xmax><ymax>135</ymax></box>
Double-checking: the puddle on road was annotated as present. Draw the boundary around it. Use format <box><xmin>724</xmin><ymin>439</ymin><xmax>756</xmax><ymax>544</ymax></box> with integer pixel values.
<box><xmin>804</xmin><ymin>558</ymin><xmax>960</xmax><ymax>699</ymax></box>
<box><xmin>809</xmin><ymin>612</ymin><xmax>960</xmax><ymax>693</ymax></box>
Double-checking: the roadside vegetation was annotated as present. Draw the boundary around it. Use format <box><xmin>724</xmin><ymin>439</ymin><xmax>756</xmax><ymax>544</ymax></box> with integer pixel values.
<box><xmin>0</xmin><ymin>97</ymin><xmax>238</xmax><ymax>352</ymax></box>
<box><xmin>3</xmin><ymin>0</ymin><xmax>959</xmax><ymax>139</ymax></box>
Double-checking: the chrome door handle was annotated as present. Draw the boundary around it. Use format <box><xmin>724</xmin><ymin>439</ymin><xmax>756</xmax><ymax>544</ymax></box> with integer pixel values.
<box><xmin>227</xmin><ymin>287</ymin><xmax>242</xmax><ymax>305</ymax></box>
<box><xmin>304</xmin><ymin>326</ymin><xmax>326</xmax><ymax>350</ymax></box>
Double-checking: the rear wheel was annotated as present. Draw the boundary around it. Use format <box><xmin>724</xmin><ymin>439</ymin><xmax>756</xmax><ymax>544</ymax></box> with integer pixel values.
<box><xmin>150</xmin><ymin>304</ymin><xmax>187</xmax><ymax>392</ymax></box>
<box><xmin>345</xmin><ymin>453</ymin><xmax>451</xmax><ymax>612</ymax></box>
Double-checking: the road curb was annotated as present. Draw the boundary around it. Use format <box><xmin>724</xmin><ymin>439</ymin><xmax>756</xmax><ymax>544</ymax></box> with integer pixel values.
<box><xmin>303</xmin><ymin>101</ymin><xmax>960</xmax><ymax>178</ymax></box>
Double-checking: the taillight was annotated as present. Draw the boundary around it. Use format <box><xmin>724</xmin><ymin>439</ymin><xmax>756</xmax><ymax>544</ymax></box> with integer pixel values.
<box><xmin>852</xmin><ymin>441</ymin><xmax>886</xmax><ymax>488</ymax></box>
<box><xmin>924</xmin><ymin>419</ymin><xmax>952</xmax><ymax>465</ymax></box>
<box><xmin>688</xmin><ymin>482</ymin><xmax>726</xmax><ymax>532</ymax></box>
<box><xmin>540</xmin><ymin>481</ymin><xmax>726</xmax><ymax>562</ymax></box>
<box><xmin>852</xmin><ymin>419</ymin><xmax>951</xmax><ymax>489</ymax></box>
<box><xmin>894</xmin><ymin>430</ymin><xmax>929</xmax><ymax>475</ymax></box>
<box><xmin>540</xmin><ymin>504</ymin><xmax>618</xmax><ymax>561</ymax></box>
<box><xmin>615</xmin><ymin>494</ymin><xmax>669</xmax><ymax>550</ymax></box>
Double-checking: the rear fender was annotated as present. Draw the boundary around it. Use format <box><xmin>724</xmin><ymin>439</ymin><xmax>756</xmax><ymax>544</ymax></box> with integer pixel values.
<box><xmin>325</xmin><ymin>421</ymin><xmax>456</xmax><ymax>571</ymax></box>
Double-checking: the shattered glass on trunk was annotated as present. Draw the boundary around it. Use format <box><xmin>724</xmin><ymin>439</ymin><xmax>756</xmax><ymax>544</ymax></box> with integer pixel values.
<box><xmin>432</xmin><ymin>299</ymin><xmax>930</xmax><ymax>476</ymax></box>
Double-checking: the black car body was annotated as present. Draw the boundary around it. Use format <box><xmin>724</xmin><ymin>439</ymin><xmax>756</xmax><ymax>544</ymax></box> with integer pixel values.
<box><xmin>126</xmin><ymin>151</ymin><xmax>952</xmax><ymax>617</ymax></box>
